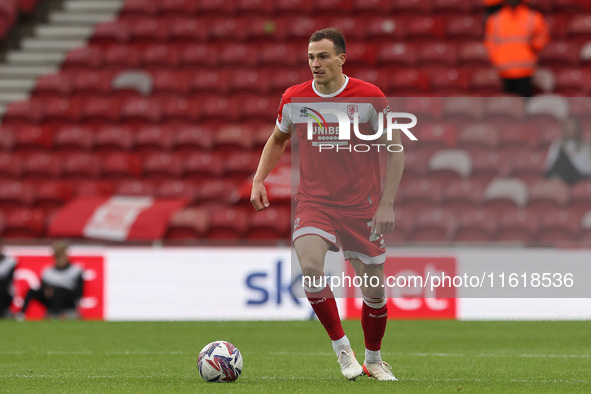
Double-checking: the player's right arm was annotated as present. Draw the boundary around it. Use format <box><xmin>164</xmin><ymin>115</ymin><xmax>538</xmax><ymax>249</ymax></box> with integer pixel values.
<box><xmin>250</xmin><ymin>125</ymin><xmax>291</xmax><ymax>211</ymax></box>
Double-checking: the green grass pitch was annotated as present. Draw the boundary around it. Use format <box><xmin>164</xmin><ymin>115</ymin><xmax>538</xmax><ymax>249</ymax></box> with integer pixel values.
<box><xmin>0</xmin><ymin>320</ymin><xmax>590</xmax><ymax>393</ymax></box>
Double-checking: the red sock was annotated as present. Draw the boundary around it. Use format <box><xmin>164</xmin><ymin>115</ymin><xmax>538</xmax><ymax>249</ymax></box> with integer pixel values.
<box><xmin>362</xmin><ymin>299</ymin><xmax>388</xmax><ymax>351</ymax></box>
<box><xmin>305</xmin><ymin>286</ymin><xmax>345</xmax><ymax>341</ymax></box>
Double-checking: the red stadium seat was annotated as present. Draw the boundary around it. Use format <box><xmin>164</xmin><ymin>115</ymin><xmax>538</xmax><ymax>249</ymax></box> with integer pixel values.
<box><xmin>119</xmin><ymin>97</ymin><xmax>163</xmax><ymax>128</ymax></box>
<box><xmin>540</xmin><ymin>41</ymin><xmax>581</xmax><ymax>68</ymax></box>
<box><xmin>236</xmin><ymin>0</ymin><xmax>275</xmax><ymax>16</ymax></box>
<box><xmin>404</xmin><ymin>16</ymin><xmax>445</xmax><ymax>42</ymax></box>
<box><xmin>73</xmin><ymin>180</ymin><xmax>114</xmax><ymax>198</ymax></box>
<box><xmin>102</xmin><ymin>153</ymin><xmax>142</xmax><ymax>180</ymax></box>
<box><xmin>403</xmin><ymin>97</ymin><xmax>443</xmax><ymax>123</ymax></box>
<box><xmin>570</xmin><ymin>180</ymin><xmax>591</xmax><ymax>213</ymax></box>
<box><xmin>275</xmin><ymin>0</ymin><xmax>313</xmax><ymax>15</ymax></box>
<box><xmin>229</xmin><ymin>71</ymin><xmax>270</xmax><ymax>94</ymax></box>
<box><xmin>240</xmin><ymin>95</ymin><xmax>277</xmax><ymax>122</ymax></box>
<box><xmin>206</xmin><ymin>207</ymin><xmax>249</xmax><ymax>240</ymax></box>
<box><xmin>23</xmin><ymin>153</ymin><xmax>63</xmax><ymax>180</ymax></box>
<box><xmin>554</xmin><ymin>0</ymin><xmax>589</xmax><ymax>12</ymax></box>
<box><xmin>207</xmin><ymin>17</ymin><xmax>248</xmax><ymax>42</ymax></box>
<box><xmin>62</xmin><ymin>153</ymin><xmax>102</xmax><ymax>180</ymax></box>
<box><xmin>350</xmin><ymin>70</ymin><xmax>389</xmax><ymax>90</ymax></box>
<box><xmin>470</xmin><ymin>149</ymin><xmax>512</xmax><ymax>184</ymax></box>
<box><xmin>384</xmin><ymin>208</ymin><xmax>414</xmax><ymax>244</ymax></box>
<box><xmin>566</xmin><ymin>15</ymin><xmax>591</xmax><ymax>42</ymax></box>
<box><xmin>470</xmin><ymin>68</ymin><xmax>503</xmax><ymax>95</ymax></box>
<box><xmin>443</xmin><ymin>179</ymin><xmax>487</xmax><ymax>214</ymax></box>
<box><xmin>554</xmin><ymin>68</ymin><xmax>591</xmax><ymax>96</ymax></box>
<box><xmin>445</xmin><ymin>16</ymin><xmax>483</xmax><ymax>41</ymax></box>
<box><xmin>352</xmin><ymin>0</ymin><xmax>390</xmax><ymax>14</ymax></box>
<box><xmin>365</xmin><ymin>17</ymin><xmax>405</xmax><ymax>43</ymax></box>
<box><xmin>458</xmin><ymin>123</ymin><xmax>500</xmax><ymax>150</ymax></box>
<box><xmin>42</xmin><ymin>98</ymin><xmax>82</xmax><ymax>129</ymax></box>
<box><xmin>213</xmin><ymin>125</ymin><xmax>255</xmax><ymax>154</ymax></box>
<box><xmin>71</xmin><ymin>71</ymin><xmax>113</xmax><ymax>99</ymax></box>
<box><xmin>142</xmin><ymin>152</ymin><xmax>184</xmax><ymax>180</ymax></box>
<box><xmin>129</xmin><ymin>18</ymin><xmax>171</xmax><ymax>44</ymax></box>
<box><xmin>329</xmin><ymin>16</ymin><xmax>369</xmax><ymax>42</ymax></box>
<box><xmin>168</xmin><ymin>17</ymin><xmax>207</xmax><ymax>45</ymax></box>
<box><xmin>192</xmin><ymin>71</ymin><xmax>230</xmax><ymax>95</ymax></box>
<box><xmin>313</xmin><ymin>0</ymin><xmax>353</xmax><ymax>15</ymax></box>
<box><xmin>260</xmin><ymin>43</ymin><xmax>300</xmax><ymax>67</ymax></box>
<box><xmin>151</xmin><ymin>70</ymin><xmax>192</xmax><ymax>98</ymax></box>
<box><xmin>388</xmin><ymin>69</ymin><xmax>430</xmax><ymax>95</ymax></box>
<box><xmin>247</xmin><ymin>206</ymin><xmax>291</xmax><ymax>240</ymax></box>
<box><xmin>376</xmin><ymin>42</ymin><xmax>418</xmax><ymax>67</ymax></box>
<box><xmin>484</xmin><ymin>97</ymin><xmax>526</xmax><ymax>123</ymax></box>
<box><xmin>33</xmin><ymin>73</ymin><xmax>74</xmax><ymax>100</ymax></box>
<box><xmin>166</xmin><ymin>207</ymin><xmax>209</xmax><ymax>240</ymax></box>
<box><xmin>3</xmin><ymin>208</ymin><xmax>45</xmax><ymax>238</ymax></box>
<box><xmin>172</xmin><ymin>125</ymin><xmax>214</xmax><ymax>153</ymax></box>
<box><xmin>157</xmin><ymin>180</ymin><xmax>198</xmax><ymax>203</ymax></box>
<box><xmin>429</xmin><ymin>68</ymin><xmax>470</xmax><ymax>95</ymax></box>
<box><xmin>392</xmin><ymin>0</ymin><xmax>430</xmax><ymax>16</ymax></box>
<box><xmin>401</xmin><ymin>148</ymin><xmax>430</xmax><ymax>178</ymax></box>
<box><xmin>198</xmin><ymin>179</ymin><xmax>236</xmax><ymax>204</ymax></box>
<box><xmin>458</xmin><ymin>42</ymin><xmax>490</xmax><ymax>67</ymax></box>
<box><xmin>120</xmin><ymin>0</ymin><xmax>158</xmax><ymax>17</ymax></box>
<box><xmin>417</xmin><ymin>42</ymin><xmax>458</xmax><ymax>69</ymax></box>
<box><xmin>414</xmin><ymin>122</ymin><xmax>458</xmax><ymax>151</ymax></box>
<box><xmin>0</xmin><ymin>152</ymin><xmax>23</xmax><ymax>179</ymax></box>
<box><xmin>527</xmin><ymin>179</ymin><xmax>570</xmax><ymax>211</ymax></box>
<box><xmin>80</xmin><ymin>97</ymin><xmax>124</xmax><ymax>128</ymax></box>
<box><xmin>398</xmin><ymin>178</ymin><xmax>443</xmax><ymax>212</ymax></box>
<box><xmin>180</xmin><ymin>44</ymin><xmax>218</xmax><ymax>69</ymax></box>
<box><xmin>498</xmin><ymin>123</ymin><xmax>538</xmax><ymax>152</ymax></box>
<box><xmin>527</xmin><ymin>0</ymin><xmax>553</xmax><ymax>13</ymax></box>
<box><xmin>103</xmin><ymin>45</ymin><xmax>142</xmax><ymax>70</ymax></box>
<box><xmin>431</xmin><ymin>0</ymin><xmax>472</xmax><ymax>15</ymax></box>
<box><xmin>410</xmin><ymin>208</ymin><xmax>456</xmax><ymax>243</ymax></box>
<box><xmin>90</xmin><ymin>21</ymin><xmax>130</xmax><ymax>48</ymax></box>
<box><xmin>199</xmin><ymin>0</ymin><xmax>236</xmax><ymax>15</ymax></box>
<box><xmin>3</xmin><ymin>100</ymin><xmax>44</xmax><ymax>126</ymax></box>
<box><xmin>142</xmin><ymin>44</ymin><xmax>180</xmax><ymax>70</ymax></box>
<box><xmin>35</xmin><ymin>181</ymin><xmax>73</xmax><ymax>214</ymax></box>
<box><xmin>219</xmin><ymin>43</ymin><xmax>258</xmax><ymax>68</ymax></box>
<box><xmin>444</xmin><ymin>98</ymin><xmax>485</xmax><ymax>123</ymax></box>
<box><xmin>157</xmin><ymin>0</ymin><xmax>199</xmax><ymax>16</ymax></box>
<box><xmin>53</xmin><ymin>125</ymin><xmax>94</xmax><ymax>153</ymax></box>
<box><xmin>224</xmin><ymin>152</ymin><xmax>259</xmax><ymax>181</ymax></box>
<box><xmin>269</xmin><ymin>69</ymin><xmax>310</xmax><ymax>95</ymax></box>
<box><xmin>496</xmin><ymin>208</ymin><xmax>538</xmax><ymax>243</ymax></box>
<box><xmin>428</xmin><ymin>149</ymin><xmax>472</xmax><ymax>182</ymax></box>
<box><xmin>537</xmin><ymin>209</ymin><xmax>582</xmax><ymax>243</ymax></box>
<box><xmin>454</xmin><ymin>209</ymin><xmax>498</xmax><ymax>242</ymax></box>
<box><xmin>200</xmin><ymin>96</ymin><xmax>240</xmax><ymax>122</ymax></box>
<box><xmin>0</xmin><ymin>180</ymin><xmax>36</xmax><ymax>211</ymax></box>
<box><xmin>13</xmin><ymin>126</ymin><xmax>53</xmax><ymax>153</ymax></box>
<box><xmin>62</xmin><ymin>47</ymin><xmax>103</xmax><ymax>72</ymax></box>
<box><xmin>134</xmin><ymin>125</ymin><xmax>174</xmax><ymax>154</ymax></box>
<box><xmin>115</xmin><ymin>179</ymin><xmax>156</xmax><ymax>197</ymax></box>
<box><xmin>484</xmin><ymin>178</ymin><xmax>529</xmax><ymax>214</ymax></box>
<box><xmin>343</xmin><ymin>41</ymin><xmax>377</xmax><ymax>66</ymax></box>
<box><xmin>0</xmin><ymin>126</ymin><xmax>15</xmax><ymax>152</ymax></box>
<box><xmin>510</xmin><ymin>150</ymin><xmax>546</xmax><ymax>184</ymax></box>
<box><xmin>184</xmin><ymin>153</ymin><xmax>225</xmax><ymax>182</ymax></box>
<box><xmin>161</xmin><ymin>97</ymin><xmax>203</xmax><ymax>124</ymax></box>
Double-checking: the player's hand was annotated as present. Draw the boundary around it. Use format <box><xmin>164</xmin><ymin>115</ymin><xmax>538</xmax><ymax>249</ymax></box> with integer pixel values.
<box><xmin>371</xmin><ymin>205</ymin><xmax>395</xmax><ymax>236</ymax></box>
<box><xmin>250</xmin><ymin>180</ymin><xmax>270</xmax><ymax>211</ymax></box>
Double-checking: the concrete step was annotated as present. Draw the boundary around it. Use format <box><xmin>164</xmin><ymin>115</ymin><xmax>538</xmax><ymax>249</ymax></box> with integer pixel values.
<box><xmin>22</xmin><ymin>38</ymin><xmax>86</xmax><ymax>52</ymax></box>
<box><xmin>49</xmin><ymin>11</ymin><xmax>116</xmax><ymax>25</ymax></box>
<box><xmin>0</xmin><ymin>105</ymin><xmax>5</xmax><ymax>119</ymax></box>
<box><xmin>35</xmin><ymin>25</ymin><xmax>95</xmax><ymax>40</ymax></box>
<box><xmin>6</xmin><ymin>51</ymin><xmax>65</xmax><ymax>66</ymax></box>
<box><xmin>0</xmin><ymin>78</ymin><xmax>37</xmax><ymax>92</ymax></box>
<box><xmin>0</xmin><ymin>65</ymin><xmax>57</xmax><ymax>79</ymax></box>
<box><xmin>64</xmin><ymin>0</ymin><xmax>122</xmax><ymax>13</ymax></box>
<box><xmin>0</xmin><ymin>92</ymin><xmax>30</xmax><ymax>106</ymax></box>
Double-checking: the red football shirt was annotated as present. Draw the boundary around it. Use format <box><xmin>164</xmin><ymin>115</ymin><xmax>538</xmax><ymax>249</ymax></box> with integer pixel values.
<box><xmin>276</xmin><ymin>75</ymin><xmax>390</xmax><ymax>211</ymax></box>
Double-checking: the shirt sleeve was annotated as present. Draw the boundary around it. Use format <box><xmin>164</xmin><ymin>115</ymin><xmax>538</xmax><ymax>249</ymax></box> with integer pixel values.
<box><xmin>369</xmin><ymin>90</ymin><xmax>390</xmax><ymax>134</ymax></box>
<box><xmin>276</xmin><ymin>92</ymin><xmax>292</xmax><ymax>134</ymax></box>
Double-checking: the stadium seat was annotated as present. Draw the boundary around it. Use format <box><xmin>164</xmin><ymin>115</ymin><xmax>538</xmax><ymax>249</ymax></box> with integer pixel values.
<box><xmin>398</xmin><ymin>178</ymin><xmax>443</xmax><ymax>212</ymax></box>
<box><xmin>142</xmin><ymin>152</ymin><xmax>184</xmax><ymax>180</ymax></box>
<box><xmin>470</xmin><ymin>149</ymin><xmax>513</xmax><ymax>184</ymax></box>
<box><xmin>115</xmin><ymin>179</ymin><xmax>156</xmax><ymax>197</ymax></box>
<box><xmin>71</xmin><ymin>71</ymin><xmax>113</xmax><ymax>100</ymax></box>
<box><xmin>275</xmin><ymin>0</ymin><xmax>313</xmax><ymax>15</ymax></box>
<box><xmin>546</xmin><ymin>14</ymin><xmax>569</xmax><ymax>39</ymax></box>
<box><xmin>404</xmin><ymin>97</ymin><xmax>444</xmax><ymax>123</ymax></box>
<box><xmin>171</xmin><ymin>125</ymin><xmax>214</xmax><ymax>154</ymax></box>
<box><xmin>229</xmin><ymin>71</ymin><xmax>270</xmax><ymax>94</ymax></box>
<box><xmin>243</xmin><ymin>16</ymin><xmax>278</xmax><ymax>43</ymax></box>
<box><xmin>111</xmin><ymin>70</ymin><xmax>153</xmax><ymax>99</ymax></box>
<box><xmin>532</xmin><ymin>67</ymin><xmax>557</xmax><ymax>94</ymax></box>
<box><xmin>103</xmin><ymin>45</ymin><xmax>142</xmax><ymax>70</ymax></box>
<box><xmin>484</xmin><ymin>97</ymin><xmax>526</xmax><ymax>124</ymax></box>
<box><xmin>527</xmin><ymin>179</ymin><xmax>570</xmax><ymax>212</ymax></box>
<box><xmin>134</xmin><ymin>125</ymin><xmax>174</xmax><ymax>155</ymax></box>
<box><xmin>160</xmin><ymin>97</ymin><xmax>201</xmax><ymax>125</ymax></box>
<box><xmin>120</xmin><ymin>0</ymin><xmax>158</xmax><ymax>17</ymax></box>
<box><xmin>470</xmin><ymin>68</ymin><xmax>504</xmax><ymax>95</ymax></box>
<box><xmin>431</xmin><ymin>0</ymin><xmax>472</xmax><ymax>15</ymax></box>
<box><xmin>365</xmin><ymin>17</ymin><xmax>404</xmax><ymax>43</ymax></box>
<box><xmin>128</xmin><ymin>18</ymin><xmax>170</xmax><ymax>45</ymax></box>
<box><xmin>410</xmin><ymin>208</ymin><xmax>456</xmax><ymax>243</ymax></box>
<box><xmin>484</xmin><ymin>178</ymin><xmax>529</xmax><ymax>214</ymax></box>
<box><xmin>428</xmin><ymin>149</ymin><xmax>472</xmax><ymax>182</ymax></box>
<box><xmin>418</xmin><ymin>42</ymin><xmax>458</xmax><ymax>69</ymax></box>
<box><xmin>168</xmin><ymin>16</ymin><xmax>207</xmax><ymax>45</ymax></box>
<box><xmin>457</xmin><ymin>123</ymin><xmax>500</xmax><ymax>151</ymax></box>
<box><xmin>206</xmin><ymin>207</ymin><xmax>249</xmax><ymax>240</ymax></box>
<box><xmin>580</xmin><ymin>210</ymin><xmax>591</xmax><ymax>242</ymax></box>
<box><xmin>33</xmin><ymin>73</ymin><xmax>74</xmax><ymax>100</ymax></box>
<box><xmin>376</xmin><ymin>42</ymin><xmax>418</xmax><ymax>67</ymax></box>
<box><xmin>260</xmin><ymin>43</ymin><xmax>300</xmax><ymax>67</ymax></box>
<box><xmin>392</xmin><ymin>0</ymin><xmax>430</xmax><ymax>16</ymax></box>
<box><xmin>454</xmin><ymin>209</ymin><xmax>498</xmax><ymax>242</ymax></box>
<box><xmin>180</xmin><ymin>44</ymin><xmax>218</xmax><ymax>69</ymax></box>
<box><xmin>387</xmin><ymin>69</ymin><xmax>430</xmax><ymax>95</ymax></box>
<box><xmin>401</xmin><ymin>148</ymin><xmax>430</xmax><ymax>178</ymax></box>
<box><xmin>157</xmin><ymin>180</ymin><xmax>198</xmax><ymax>204</ymax></box>
<box><xmin>23</xmin><ymin>153</ymin><xmax>63</xmax><ymax>181</ymax></box>
<box><xmin>235</xmin><ymin>0</ymin><xmax>275</xmax><ymax>16</ymax></box>
<box><xmin>570</xmin><ymin>180</ymin><xmax>591</xmax><ymax>213</ymax></box>
<box><xmin>540</xmin><ymin>41</ymin><xmax>581</xmax><ymax>68</ymax></box>
<box><xmin>3</xmin><ymin>208</ymin><xmax>45</xmax><ymax>238</ymax></box>
<box><xmin>120</xmin><ymin>97</ymin><xmax>163</xmax><ymax>129</ymax></box>
<box><xmin>566</xmin><ymin>15</ymin><xmax>591</xmax><ymax>42</ymax></box>
<box><xmin>404</xmin><ymin>16</ymin><xmax>445</xmax><ymax>42</ymax></box>
<box><xmin>3</xmin><ymin>100</ymin><xmax>44</xmax><ymax>126</ymax></box>
<box><xmin>445</xmin><ymin>16</ymin><xmax>483</xmax><ymax>41</ymax></box>
<box><xmin>458</xmin><ymin>42</ymin><xmax>490</xmax><ymax>68</ymax></box>
<box><xmin>198</xmin><ymin>179</ymin><xmax>237</xmax><ymax>205</ymax></box>
<box><xmin>62</xmin><ymin>47</ymin><xmax>103</xmax><ymax>72</ymax></box>
<box><xmin>384</xmin><ymin>208</ymin><xmax>415</xmax><ymax>244</ymax></box>
<box><xmin>413</xmin><ymin>122</ymin><xmax>458</xmax><ymax>153</ymax></box>
<box><xmin>62</xmin><ymin>153</ymin><xmax>102</xmax><ymax>181</ymax></box>
<box><xmin>524</xmin><ymin>96</ymin><xmax>567</xmax><ymax>137</ymax></box>
<box><xmin>52</xmin><ymin>126</ymin><xmax>94</xmax><ymax>153</ymax></box>
<box><xmin>247</xmin><ymin>206</ymin><xmax>291</xmax><ymax>240</ymax></box>
<box><xmin>191</xmin><ymin>70</ymin><xmax>230</xmax><ymax>95</ymax></box>
<box><xmin>0</xmin><ymin>152</ymin><xmax>23</xmax><ymax>179</ymax></box>
<box><xmin>496</xmin><ymin>208</ymin><xmax>538</xmax><ymax>243</ymax></box>
<box><xmin>313</xmin><ymin>0</ymin><xmax>353</xmax><ymax>15</ymax></box>
<box><xmin>201</xmin><ymin>96</ymin><xmax>240</xmax><ymax>122</ymax></box>
<box><xmin>240</xmin><ymin>95</ymin><xmax>277</xmax><ymax>122</ymax></box>
<box><xmin>157</xmin><ymin>0</ymin><xmax>199</xmax><ymax>17</ymax></box>
<box><xmin>498</xmin><ymin>123</ymin><xmax>538</xmax><ymax>152</ymax></box>
<box><xmin>166</xmin><ymin>207</ymin><xmax>209</xmax><ymax>240</ymax></box>
<box><xmin>269</xmin><ymin>69</ymin><xmax>310</xmax><ymax>95</ymax></box>
<box><xmin>442</xmin><ymin>179</ymin><xmax>487</xmax><ymax>214</ymax></box>
<box><xmin>199</xmin><ymin>0</ymin><xmax>236</xmax><ymax>16</ymax></box>
<box><xmin>537</xmin><ymin>209</ymin><xmax>582</xmax><ymax>243</ymax></box>
<box><xmin>184</xmin><ymin>153</ymin><xmax>225</xmax><ymax>183</ymax></box>
<box><xmin>224</xmin><ymin>152</ymin><xmax>259</xmax><ymax>181</ymax></box>
<box><xmin>207</xmin><ymin>17</ymin><xmax>249</xmax><ymax>42</ymax></box>
<box><xmin>443</xmin><ymin>97</ymin><xmax>485</xmax><ymax>124</ymax></box>
<box><xmin>554</xmin><ymin>68</ymin><xmax>591</xmax><ymax>96</ymax></box>
<box><xmin>94</xmin><ymin>126</ymin><xmax>135</xmax><ymax>154</ymax></box>
<box><xmin>0</xmin><ymin>181</ymin><xmax>36</xmax><ymax>211</ymax></box>
<box><xmin>509</xmin><ymin>151</ymin><xmax>546</xmax><ymax>184</ymax></box>
<box><xmin>35</xmin><ymin>181</ymin><xmax>73</xmax><ymax>214</ymax></box>
<box><xmin>142</xmin><ymin>44</ymin><xmax>180</xmax><ymax>71</ymax></box>
<box><xmin>343</xmin><ymin>41</ymin><xmax>377</xmax><ymax>66</ymax></box>
<box><xmin>101</xmin><ymin>153</ymin><xmax>142</xmax><ymax>180</ymax></box>
<box><xmin>151</xmin><ymin>70</ymin><xmax>192</xmax><ymax>99</ymax></box>
<box><xmin>429</xmin><ymin>68</ymin><xmax>470</xmax><ymax>95</ymax></box>
<box><xmin>42</xmin><ymin>98</ymin><xmax>82</xmax><ymax>129</ymax></box>
<box><xmin>13</xmin><ymin>126</ymin><xmax>53</xmax><ymax>153</ymax></box>
<box><xmin>329</xmin><ymin>17</ymin><xmax>369</xmax><ymax>42</ymax></box>
<box><xmin>73</xmin><ymin>180</ymin><xmax>114</xmax><ymax>198</ymax></box>
<box><xmin>90</xmin><ymin>21</ymin><xmax>130</xmax><ymax>48</ymax></box>
<box><xmin>0</xmin><ymin>126</ymin><xmax>15</xmax><ymax>152</ymax></box>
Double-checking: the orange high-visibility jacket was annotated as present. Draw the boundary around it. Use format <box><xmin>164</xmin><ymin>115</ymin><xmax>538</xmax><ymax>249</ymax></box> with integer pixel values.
<box><xmin>484</xmin><ymin>5</ymin><xmax>549</xmax><ymax>79</ymax></box>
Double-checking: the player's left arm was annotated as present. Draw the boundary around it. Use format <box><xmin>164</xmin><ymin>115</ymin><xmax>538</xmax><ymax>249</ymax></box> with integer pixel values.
<box><xmin>371</xmin><ymin>131</ymin><xmax>405</xmax><ymax>235</ymax></box>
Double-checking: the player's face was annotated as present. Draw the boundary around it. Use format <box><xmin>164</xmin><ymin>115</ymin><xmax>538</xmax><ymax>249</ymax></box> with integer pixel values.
<box><xmin>308</xmin><ymin>39</ymin><xmax>345</xmax><ymax>86</ymax></box>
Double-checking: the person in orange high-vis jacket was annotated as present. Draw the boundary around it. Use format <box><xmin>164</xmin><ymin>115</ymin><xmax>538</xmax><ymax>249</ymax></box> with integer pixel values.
<box><xmin>485</xmin><ymin>0</ymin><xmax>549</xmax><ymax>97</ymax></box>
<box><xmin>483</xmin><ymin>0</ymin><xmax>504</xmax><ymax>21</ymax></box>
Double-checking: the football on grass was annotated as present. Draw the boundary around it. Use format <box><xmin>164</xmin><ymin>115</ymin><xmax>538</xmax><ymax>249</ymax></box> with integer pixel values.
<box><xmin>197</xmin><ymin>340</ymin><xmax>243</xmax><ymax>382</ymax></box>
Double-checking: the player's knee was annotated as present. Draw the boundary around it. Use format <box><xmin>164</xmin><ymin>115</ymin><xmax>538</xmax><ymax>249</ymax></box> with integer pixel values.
<box><xmin>299</xmin><ymin>258</ymin><xmax>324</xmax><ymax>281</ymax></box>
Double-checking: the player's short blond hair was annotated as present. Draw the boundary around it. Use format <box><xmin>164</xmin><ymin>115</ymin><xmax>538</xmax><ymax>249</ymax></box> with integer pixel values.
<box><xmin>309</xmin><ymin>28</ymin><xmax>346</xmax><ymax>55</ymax></box>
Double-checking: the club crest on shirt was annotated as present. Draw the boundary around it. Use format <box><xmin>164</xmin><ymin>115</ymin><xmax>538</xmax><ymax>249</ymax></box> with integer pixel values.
<box><xmin>346</xmin><ymin>104</ymin><xmax>358</xmax><ymax>121</ymax></box>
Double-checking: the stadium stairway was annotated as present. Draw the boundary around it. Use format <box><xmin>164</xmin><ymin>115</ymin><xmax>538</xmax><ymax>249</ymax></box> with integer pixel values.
<box><xmin>0</xmin><ymin>0</ymin><xmax>123</xmax><ymax>118</ymax></box>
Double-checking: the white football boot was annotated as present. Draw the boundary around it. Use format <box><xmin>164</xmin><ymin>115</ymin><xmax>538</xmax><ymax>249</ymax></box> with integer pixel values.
<box><xmin>363</xmin><ymin>361</ymin><xmax>398</xmax><ymax>381</ymax></box>
<box><xmin>336</xmin><ymin>347</ymin><xmax>364</xmax><ymax>380</ymax></box>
